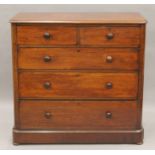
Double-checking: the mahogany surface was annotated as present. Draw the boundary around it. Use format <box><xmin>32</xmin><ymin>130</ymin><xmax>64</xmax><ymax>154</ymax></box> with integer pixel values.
<box><xmin>11</xmin><ymin>12</ymin><xmax>146</xmax><ymax>144</ymax></box>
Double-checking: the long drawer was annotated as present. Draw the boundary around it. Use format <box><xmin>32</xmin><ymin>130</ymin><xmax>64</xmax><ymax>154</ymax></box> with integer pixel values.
<box><xmin>19</xmin><ymin>100</ymin><xmax>138</xmax><ymax>130</ymax></box>
<box><xmin>19</xmin><ymin>72</ymin><xmax>138</xmax><ymax>99</ymax></box>
<box><xmin>18</xmin><ymin>47</ymin><xmax>138</xmax><ymax>70</ymax></box>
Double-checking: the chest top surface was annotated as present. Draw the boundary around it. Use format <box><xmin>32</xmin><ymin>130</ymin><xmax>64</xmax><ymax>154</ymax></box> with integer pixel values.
<box><xmin>10</xmin><ymin>12</ymin><xmax>146</xmax><ymax>24</ymax></box>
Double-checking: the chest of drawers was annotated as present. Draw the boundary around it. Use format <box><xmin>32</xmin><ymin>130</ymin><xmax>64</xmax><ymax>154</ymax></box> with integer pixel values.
<box><xmin>10</xmin><ymin>13</ymin><xmax>146</xmax><ymax>144</ymax></box>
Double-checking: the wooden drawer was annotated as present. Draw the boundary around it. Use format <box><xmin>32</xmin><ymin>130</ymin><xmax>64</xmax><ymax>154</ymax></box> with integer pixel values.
<box><xmin>19</xmin><ymin>100</ymin><xmax>137</xmax><ymax>130</ymax></box>
<box><xmin>18</xmin><ymin>47</ymin><xmax>138</xmax><ymax>70</ymax></box>
<box><xmin>80</xmin><ymin>26</ymin><xmax>140</xmax><ymax>46</ymax></box>
<box><xmin>19</xmin><ymin>72</ymin><xmax>138</xmax><ymax>99</ymax></box>
<box><xmin>17</xmin><ymin>25</ymin><xmax>77</xmax><ymax>45</ymax></box>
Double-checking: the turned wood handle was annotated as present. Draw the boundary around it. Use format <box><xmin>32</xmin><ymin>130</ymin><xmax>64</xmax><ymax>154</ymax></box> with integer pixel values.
<box><xmin>43</xmin><ymin>82</ymin><xmax>51</xmax><ymax>89</ymax></box>
<box><xmin>44</xmin><ymin>112</ymin><xmax>52</xmax><ymax>119</ymax></box>
<box><xmin>105</xmin><ymin>82</ymin><xmax>113</xmax><ymax>89</ymax></box>
<box><xmin>43</xmin><ymin>32</ymin><xmax>52</xmax><ymax>39</ymax></box>
<box><xmin>43</xmin><ymin>55</ymin><xmax>52</xmax><ymax>62</ymax></box>
<box><xmin>106</xmin><ymin>33</ymin><xmax>114</xmax><ymax>40</ymax></box>
<box><xmin>105</xmin><ymin>112</ymin><xmax>112</xmax><ymax>119</ymax></box>
<box><xmin>106</xmin><ymin>55</ymin><xmax>113</xmax><ymax>63</ymax></box>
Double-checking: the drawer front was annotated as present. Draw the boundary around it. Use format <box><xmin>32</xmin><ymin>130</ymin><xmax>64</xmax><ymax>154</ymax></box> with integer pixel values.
<box><xmin>19</xmin><ymin>101</ymin><xmax>137</xmax><ymax>130</ymax></box>
<box><xmin>80</xmin><ymin>26</ymin><xmax>140</xmax><ymax>46</ymax></box>
<box><xmin>17</xmin><ymin>25</ymin><xmax>77</xmax><ymax>45</ymax></box>
<box><xmin>18</xmin><ymin>47</ymin><xmax>138</xmax><ymax>70</ymax></box>
<box><xmin>19</xmin><ymin>72</ymin><xmax>138</xmax><ymax>99</ymax></box>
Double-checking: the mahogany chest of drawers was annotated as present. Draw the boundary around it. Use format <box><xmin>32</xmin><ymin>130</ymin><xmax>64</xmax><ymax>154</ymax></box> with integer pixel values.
<box><xmin>10</xmin><ymin>13</ymin><xmax>146</xmax><ymax>144</ymax></box>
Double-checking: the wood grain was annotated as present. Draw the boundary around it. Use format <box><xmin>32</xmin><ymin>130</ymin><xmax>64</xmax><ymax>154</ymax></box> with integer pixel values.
<box><xmin>10</xmin><ymin>12</ymin><xmax>146</xmax><ymax>24</ymax></box>
<box><xmin>13</xmin><ymin>128</ymin><xmax>144</xmax><ymax>144</ymax></box>
<box><xmin>80</xmin><ymin>26</ymin><xmax>140</xmax><ymax>46</ymax></box>
<box><xmin>19</xmin><ymin>72</ymin><xmax>138</xmax><ymax>99</ymax></box>
<box><xmin>18</xmin><ymin>47</ymin><xmax>138</xmax><ymax>70</ymax></box>
<box><xmin>17</xmin><ymin>25</ymin><xmax>77</xmax><ymax>45</ymax></box>
<box><xmin>137</xmin><ymin>24</ymin><xmax>146</xmax><ymax>129</ymax></box>
<box><xmin>11</xmin><ymin>24</ymin><xmax>21</xmax><ymax>128</ymax></box>
<box><xmin>19</xmin><ymin>100</ymin><xmax>137</xmax><ymax>130</ymax></box>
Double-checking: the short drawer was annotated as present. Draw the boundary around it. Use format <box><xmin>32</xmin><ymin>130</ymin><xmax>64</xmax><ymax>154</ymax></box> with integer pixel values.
<box><xmin>19</xmin><ymin>72</ymin><xmax>138</xmax><ymax>99</ymax></box>
<box><xmin>80</xmin><ymin>26</ymin><xmax>140</xmax><ymax>46</ymax></box>
<box><xmin>19</xmin><ymin>100</ymin><xmax>138</xmax><ymax>130</ymax></box>
<box><xmin>17</xmin><ymin>25</ymin><xmax>77</xmax><ymax>45</ymax></box>
<box><xmin>18</xmin><ymin>47</ymin><xmax>138</xmax><ymax>70</ymax></box>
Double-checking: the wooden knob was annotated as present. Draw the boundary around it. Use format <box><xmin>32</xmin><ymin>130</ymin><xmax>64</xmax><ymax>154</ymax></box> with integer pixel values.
<box><xmin>105</xmin><ymin>112</ymin><xmax>112</xmax><ymax>119</ymax></box>
<box><xmin>44</xmin><ymin>112</ymin><xmax>52</xmax><ymax>119</ymax></box>
<box><xmin>106</xmin><ymin>55</ymin><xmax>113</xmax><ymax>63</ymax></box>
<box><xmin>43</xmin><ymin>55</ymin><xmax>52</xmax><ymax>62</ymax></box>
<box><xmin>105</xmin><ymin>82</ymin><xmax>113</xmax><ymax>89</ymax></box>
<box><xmin>43</xmin><ymin>32</ymin><xmax>52</xmax><ymax>39</ymax></box>
<box><xmin>106</xmin><ymin>33</ymin><xmax>114</xmax><ymax>40</ymax></box>
<box><xmin>43</xmin><ymin>82</ymin><xmax>51</xmax><ymax>89</ymax></box>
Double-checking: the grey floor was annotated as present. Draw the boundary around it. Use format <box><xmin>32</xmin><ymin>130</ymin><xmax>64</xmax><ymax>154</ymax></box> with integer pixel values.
<box><xmin>0</xmin><ymin>94</ymin><xmax>155</xmax><ymax>150</ymax></box>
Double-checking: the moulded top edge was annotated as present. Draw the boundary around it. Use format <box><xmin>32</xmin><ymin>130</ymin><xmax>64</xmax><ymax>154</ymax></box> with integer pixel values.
<box><xmin>10</xmin><ymin>12</ymin><xmax>147</xmax><ymax>24</ymax></box>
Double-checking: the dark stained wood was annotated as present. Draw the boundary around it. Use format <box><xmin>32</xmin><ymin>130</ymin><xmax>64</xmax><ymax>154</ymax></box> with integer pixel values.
<box><xmin>19</xmin><ymin>72</ymin><xmax>138</xmax><ymax>99</ymax></box>
<box><xmin>10</xmin><ymin>13</ymin><xmax>146</xmax><ymax>24</ymax></box>
<box><xmin>13</xmin><ymin>128</ymin><xmax>144</xmax><ymax>144</ymax></box>
<box><xmin>11</xmin><ymin>13</ymin><xmax>146</xmax><ymax>144</ymax></box>
<box><xmin>137</xmin><ymin>24</ymin><xmax>146</xmax><ymax>129</ymax></box>
<box><xmin>80</xmin><ymin>26</ymin><xmax>140</xmax><ymax>46</ymax></box>
<box><xmin>18</xmin><ymin>47</ymin><xmax>138</xmax><ymax>70</ymax></box>
<box><xmin>17</xmin><ymin>25</ymin><xmax>77</xmax><ymax>45</ymax></box>
<box><xmin>11</xmin><ymin>24</ymin><xmax>20</xmax><ymax>128</ymax></box>
<box><xmin>19</xmin><ymin>100</ymin><xmax>137</xmax><ymax>130</ymax></box>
